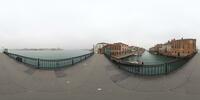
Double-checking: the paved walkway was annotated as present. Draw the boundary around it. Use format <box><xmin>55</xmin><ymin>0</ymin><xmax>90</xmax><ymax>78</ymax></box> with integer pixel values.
<box><xmin>0</xmin><ymin>53</ymin><xmax>200</xmax><ymax>100</ymax></box>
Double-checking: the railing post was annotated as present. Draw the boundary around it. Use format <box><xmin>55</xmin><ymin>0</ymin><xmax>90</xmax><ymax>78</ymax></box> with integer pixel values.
<box><xmin>37</xmin><ymin>58</ymin><xmax>40</xmax><ymax>69</ymax></box>
<box><xmin>56</xmin><ymin>61</ymin><xmax>59</xmax><ymax>68</ymax></box>
<box><xmin>72</xmin><ymin>57</ymin><xmax>74</xmax><ymax>65</ymax></box>
<box><xmin>165</xmin><ymin>63</ymin><xmax>167</xmax><ymax>74</ymax></box>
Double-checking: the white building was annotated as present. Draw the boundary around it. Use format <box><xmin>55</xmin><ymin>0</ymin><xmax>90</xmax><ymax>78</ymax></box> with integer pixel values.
<box><xmin>94</xmin><ymin>43</ymin><xmax>108</xmax><ymax>54</ymax></box>
<box><xmin>166</xmin><ymin>43</ymin><xmax>172</xmax><ymax>52</ymax></box>
<box><xmin>158</xmin><ymin>42</ymin><xmax>172</xmax><ymax>55</ymax></box>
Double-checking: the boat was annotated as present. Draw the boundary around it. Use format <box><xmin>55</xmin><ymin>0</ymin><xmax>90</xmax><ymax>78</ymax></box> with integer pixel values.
<box><xmin>130</xmin><ymin>61</ymin><xmax>140</xmax><ymax>64</ymax></box>
<box><xmin>129</xmin><ymin>60</ymin><xmax>144</xmax><ymax>65</ymax></box>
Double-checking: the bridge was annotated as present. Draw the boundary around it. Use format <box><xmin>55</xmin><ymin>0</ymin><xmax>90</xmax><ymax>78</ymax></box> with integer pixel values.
<box><xmin>0</xmin><ymin>53</ymin><xmax>200</xmax><ymax>100</ymax></box>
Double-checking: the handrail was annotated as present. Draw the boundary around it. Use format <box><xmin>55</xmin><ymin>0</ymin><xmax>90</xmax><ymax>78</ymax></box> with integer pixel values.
<box><xmin>104</xmin><ymin>53</ymin><xmax>196</xmax><ymax>76</ymax></box>
<box><xmin>4</xmin><ymin>51</ymin><xmax>94</xmax><ymax>69</ymax></box>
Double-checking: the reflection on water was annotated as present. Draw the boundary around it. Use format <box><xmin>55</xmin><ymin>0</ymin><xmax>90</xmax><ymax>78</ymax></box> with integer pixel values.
<box><xmin>124</xmin><ymin>51</ymin><xmax>175</xmax><ymax>65</ymax></box>
<box><xmin>8</xmin><ymin>49</ymin><xmax>91</xmax><ymax>59</ymax></box>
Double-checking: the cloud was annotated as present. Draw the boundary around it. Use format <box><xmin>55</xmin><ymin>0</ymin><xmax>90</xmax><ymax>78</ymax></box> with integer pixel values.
<box><xmin>0</xmin><ymin>0</ymin><xmax>199</xmax><ymax>49</ymax></box>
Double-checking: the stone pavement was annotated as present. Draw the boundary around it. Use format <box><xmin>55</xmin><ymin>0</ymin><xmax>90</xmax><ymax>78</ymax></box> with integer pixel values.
<box><xmin>0</xmin><ymin>53</ymin><xmax>200</xmax><ymax>100</ymax></box>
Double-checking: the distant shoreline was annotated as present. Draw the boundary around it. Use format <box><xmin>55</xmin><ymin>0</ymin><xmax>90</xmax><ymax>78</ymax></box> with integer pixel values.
<box><xmin>9</xmin><ymin>48</ymin><xmax>93</xmax><ymax>51</ymax></box>
<box><xmin>13</xmin><ymin>48</ymin><xmax>64</xmax><ymax>51</ymax></box>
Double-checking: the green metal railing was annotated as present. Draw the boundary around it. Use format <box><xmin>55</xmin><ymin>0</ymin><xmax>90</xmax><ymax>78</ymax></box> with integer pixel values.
<box><xmin>105</xmin><ymin>53</ymin><xmax>195</xmax><ymax>76</ymax></box>
<box><xmin>4</xmin><ymin>51</ymin><xmax>94</xmax><ymax>69</ymax></box>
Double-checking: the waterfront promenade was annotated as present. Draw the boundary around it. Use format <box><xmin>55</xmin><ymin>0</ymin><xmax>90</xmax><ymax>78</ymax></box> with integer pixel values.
<box><xmin>0</xmin><ymin>53</ymin><xmax>200</xmax><ymax>100</ymax></box>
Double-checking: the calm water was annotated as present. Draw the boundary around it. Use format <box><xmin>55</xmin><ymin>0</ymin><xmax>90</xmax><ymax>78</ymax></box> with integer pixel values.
<box><xmin>8</xmin><ymin>49</ymin><xmax>91</xmax><ymax>60</ymax></box>
<box><xmin>124</xmin><ymin>51</ymin><xmax>175</xmax><ymax>65</ymax></box>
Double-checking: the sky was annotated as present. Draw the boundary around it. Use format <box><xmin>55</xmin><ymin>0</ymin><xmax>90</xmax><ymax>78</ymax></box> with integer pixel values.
<box><xmin>0</xmin><ymin>0</ymin><xmax>199</xmax><ymax>49</ymax></box>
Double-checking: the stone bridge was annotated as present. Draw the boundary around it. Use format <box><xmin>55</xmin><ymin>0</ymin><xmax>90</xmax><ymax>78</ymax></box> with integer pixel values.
<box><xmin>0</xmin><ymin>53</ymin><xmax>200</xmax><ymax>100</ymax></box>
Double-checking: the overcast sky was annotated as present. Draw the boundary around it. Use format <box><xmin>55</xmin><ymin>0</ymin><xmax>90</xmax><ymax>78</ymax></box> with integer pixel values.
<box><xmin>0</xmin><ymin>0</ymin><xmax>199</xmax><ymax>49</ymax></box>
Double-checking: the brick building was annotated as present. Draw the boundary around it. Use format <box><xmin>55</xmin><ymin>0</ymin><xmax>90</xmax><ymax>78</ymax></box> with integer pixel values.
<box><xmin>170</xmin><ymin>38</ymin><xmax>196</xmax><ymax>57</ymax></box>
<box><xmin>103</xmin><ymin>42</ymin><xmax>129</xmax><ymax>57</ymax></box>
<box><xmin>149</xmin><ymin>38</ymin><xmax>197</xmax><ymax>57</ymax></box>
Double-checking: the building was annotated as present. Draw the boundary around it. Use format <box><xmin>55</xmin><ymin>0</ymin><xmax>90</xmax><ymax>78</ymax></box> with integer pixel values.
<box><xmin>103</xmin><ymin>42</ymin><xmax>129</xmax><ymax>57</ymax></box>
<box><xmin>159</xmin><ymin>44</ymin><xmax>167</xmax><ymax>55</ymax></box>
<box><xmin>94</xmin><ymin>43</ymin><xmax>108</xmax><ymax>54</ymax></box>
<box><xmin>128</xmin><ymin>46</ymin><xmax>138</xmax><ymax>52</ymax></box>
<box><xmin>103</xmin><ymin>44</ymin><xmax>112</xmax><ymax>56</ymax></box>
<box><xmin>111</xmin><ymin>42</ymin><xmax>129</xmax><ymax>57</ymax></box>
<box><xmin>170</xmin><ymin>38</ymin><xmax>197</xmax><ymax>57</ymax></box>
<box><xmin>149</xmin><ymin>44</ymin><xmax>163</xmax><ymax>54</ymax></box>
<box><xmin>149</xmin><ymin>38</ymin><xmax>197</xmax><ymax>57</ymax></box>
<box><xmin>128</xmin><ymin>46</ymin><xmax>145</xmax><ymax>56</ymax></box>
<box><xmin>157</xmin><ymin>41</ymin><xmax>172</xmax><ymax>56</ymax></box>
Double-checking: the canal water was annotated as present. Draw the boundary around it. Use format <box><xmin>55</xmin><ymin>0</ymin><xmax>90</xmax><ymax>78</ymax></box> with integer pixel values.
<box><xmin>8</xmin><ymin>49</ymin><xmax>91</xmax><ymax>60</ymax></box>
<box><xmin>123</xmin><ymin>51</ymin><xmax>176</xmax><ymax>65</ymax></box>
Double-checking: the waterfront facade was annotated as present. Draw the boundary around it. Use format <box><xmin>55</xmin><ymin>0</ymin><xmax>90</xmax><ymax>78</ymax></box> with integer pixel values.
<box><xmin>103</xmin><ymin>42</ymin><xmax>129</xmax><ymax>57</ymax></box>
<box><xmin>111</xmin><ymin>42</ymin><xmax>129</xmax><ymax>56</ymax></box>
<box><xmin>149</xmin><ymin>44</ymin><xmax>163</xmax><ymax>54</ymax></box>
<box><xmin>128</xmin><ymin>46</ymin><xmax>145</xmax><ymax>56</ymax></box>
<box><xmin>103</xmin><ymin>42</ymin><xmax>146</xmax><ymax>58</ymax></box>
<box><xmin>170</xmin><ymin>39</ymin><xmax>197</xmax><ymax>57</ymax></box>
<box><xmin>149</xmin><ymin>38</ymin><xmax>197</xmax><ymax>57</ymax></box>
<box><xmin>94</xmin><ymin>42</ymin><xmax>108</xmax><ymax>54</ymax></box>
<box><xmin>103</xmin><ymin>44</ymin><xmax>112</xmax><ymax>56</ymax></box>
